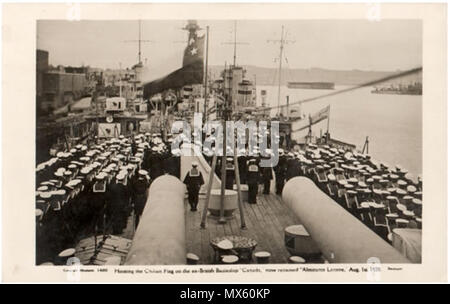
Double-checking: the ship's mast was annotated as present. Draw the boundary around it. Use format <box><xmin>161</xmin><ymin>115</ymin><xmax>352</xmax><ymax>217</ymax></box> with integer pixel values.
<box><xmin>124</xmin><ymin>20</ymin><xmax>154</xmax><ymax>65</ymax></box>
<box><xmin>222</xmin><ymin>21</ymin><xmax>249</xmax><ymax>68</ymax></box>
<box><xmin>277</xmin><ymin>26</ymin><xmax>284</xmax><ymax>115</ymax></box>
<box><xmin>138</xmin><ymin>20</ymin><xmax>142</xmax><ymax>64</ymax></box>
<box><xmin>233</xmin><ymin>21</ymin><xmax>237</xmax><ymax>67</ymax></box>
<box><xmin>203</xmin><ymin>26</ymin><xmax>210</xmax><ymax>123</ymax></box>
<box><xmin>268</xmin><ymin>25</ymin><xmax>295</xmax><ymax>116</ymax></box>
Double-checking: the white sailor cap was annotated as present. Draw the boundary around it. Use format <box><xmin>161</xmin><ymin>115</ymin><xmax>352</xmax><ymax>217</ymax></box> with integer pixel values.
<box><xmin>36</xmin><ymin>163</ymin><xmax>47</xmax><ymax>171</ymax></box>
<box><xmin>130</xmin><ymin>157</ymin><xmax>141</xmax><ymax>163</ymax></box>
<box><xmin>407</xmin><ymin>185</ymin><xmax>417</xmax><ymax>193</ymax></box>
<box><xmin>37</xmin><ymin>186</ymin><xmax>48</xmax><ymax>192</ymax></box>
<box><xmin>80</xmin><ymin>167</ymin><xmax>92</xmax><ymax>175</ymax></box>
<box><xmin>102</xmin><ymin>168</ymin><xmax>112</xmax><ymax>174</ymax></box>
<box><xmin>40</xmin><ymin>192</ymin><xmax>52</xmax><ymax>199</ymax></box>
<box><xmin>95</xmin><ymin>174</ymin><xmax>106</xmax><ymax>181</ymax></box>
<box><xmin>54</xmin><ymin>189</ymin><xmax>66</xmax><ymax>196</ymax></box>
<box><xmin>138</xmin><ymin>169</ymin><xmax>148</xmax><ymax>176</ymax></box>
<box><xmin>65</xmin><ymin>180</ymin><xmax>77</xmax><ymax>189</ymax></box>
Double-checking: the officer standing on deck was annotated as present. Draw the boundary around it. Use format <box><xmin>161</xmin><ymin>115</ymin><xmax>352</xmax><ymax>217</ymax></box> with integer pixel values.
<box><xmin>183</xmin><ymin>162</ymin><xmax>204</xmax><ymax>211</ymax></box>
<box><xmin>274</xmin><ymin>149</ymin><xmax>287</xmax><ymax>195</ymax></box>
<box><xmin>246</xmin><ymin>158</ymin><xmax>260</xmax><ymax>204</ymax></box>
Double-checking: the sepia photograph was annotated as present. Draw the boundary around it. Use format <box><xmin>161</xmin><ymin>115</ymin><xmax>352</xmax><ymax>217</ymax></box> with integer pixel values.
<box><xmin>2</xmin><ymin>2</ymin><xmax>447</xmax><ymax>283</ymax></box>
<box><xmin>35</xmin><ymin>17</ymin><xmax>423</xmax><ymax>266</ymax></box>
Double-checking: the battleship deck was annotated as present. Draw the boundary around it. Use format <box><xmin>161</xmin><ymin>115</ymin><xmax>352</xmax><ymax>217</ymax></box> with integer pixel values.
<box><xmin>185</xmin><ymin>191</ymin><xmax>303</xmax><ymax>264</ymax></box>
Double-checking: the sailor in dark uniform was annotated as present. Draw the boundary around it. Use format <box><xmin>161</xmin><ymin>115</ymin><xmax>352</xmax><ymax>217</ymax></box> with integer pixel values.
<box><xmin>183</xmin><ymin>162</ymin><xmax>204</xmax><ymax>211</ymax></box>
<box><xmin>274</xmin><ymin>149</ymin><xmax>287</xmax><ymax>195</ymax></box>
<box><xmin>106</xmin><ymin>173</ymin><xmax>129</xmax><ymax>234</ymax></box>
<box><xmin>149</xmin><ymin>146</ymin><xmax>163</xmax><ymax>179</ymax></box>
<box><xmin>246</xmin><ymin>158</ymin><xmax>261</xmax><ymax>204</ymax></box>
<box><xmin>142</xmin><ymin>144</ymin><xmax>151</xmax><ymax>171</ymax></box>
<box><xmin>91</xmin><ymin>173</ymin><xmax>108</xmax><ymax>231</ymax></box>
<box><xmin>237</xmin><ymin>149</ymin><xmax>248</xmax><ymax>185</ymax></box>
<box><xmin>285</xmin><ymin>152</ymin><xmax>300</xmax><ymax>181</ymax></box>
<box><xmin>225</xmin><ymin>157</ymin><xmax>235</xmax><ymax>190</ymax></box>
<box><xmin>42</xmin><ymin>190</ymin><xmax>67</xmax><ymax>257</ymax></box>
<box><xmin>166</xmin><ymin>148</ymin><xmax>181</xmax><ymax>178</ymax></box>
<box><xmin>260</xmin><ymin>150</ymin><xmax>274</xmax><ymax>195</ymax></box>
<box><xmin>132</xmin><ymin>169</ymin><xmax>150</xmax><ymax>228</ymax></box>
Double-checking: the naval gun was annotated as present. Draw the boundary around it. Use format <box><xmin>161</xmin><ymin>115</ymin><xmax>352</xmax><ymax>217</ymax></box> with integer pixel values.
<box><xmin>125</xmin><ymin>175</ymin><xmax>186</xmax><ymax>265</ymax></box>
<box><xmin>282</xmin><ymin>177</ymin><xmax>409</xmax><ymax>263</ymax></box>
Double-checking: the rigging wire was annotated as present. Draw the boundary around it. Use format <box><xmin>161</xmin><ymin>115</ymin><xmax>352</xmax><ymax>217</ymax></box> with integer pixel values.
<box><xmin>254</xmin><ymin>66</ymin><xmax>422</xmax><ymax>112</ymax></box>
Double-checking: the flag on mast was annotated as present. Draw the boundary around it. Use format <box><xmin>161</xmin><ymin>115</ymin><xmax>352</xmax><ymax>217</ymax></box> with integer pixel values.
<box><xmin>309</xmin><ymin>105</ymin><xmax>331</xmax><ymax>125</ymax></box>
<box><xmin>143</xmin><ymin>33</ymin><xmax>205</xmax><ymax>98</ymax></box>
<box><xmin>291</xmin><ymin>104</ymin><xmax>330</xmax><ymax>133</ymax></box>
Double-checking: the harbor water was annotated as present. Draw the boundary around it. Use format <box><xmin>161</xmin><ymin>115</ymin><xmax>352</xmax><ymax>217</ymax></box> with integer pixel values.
<box><xmin>257</xmin><ymin>85</ymin><xmax>422</xmax><ymax>179</ymax></box>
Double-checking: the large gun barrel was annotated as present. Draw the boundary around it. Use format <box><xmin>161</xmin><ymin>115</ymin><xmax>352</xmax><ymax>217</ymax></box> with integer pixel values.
<box><xmin>282</xmin><ymin>177</ymin><xmax>409</xmax><ymax>263</ymax></box>
<box><xmin>125</xmin><ymin>175</ymin><xmax>186</xmax><ymax>265</ymax></box>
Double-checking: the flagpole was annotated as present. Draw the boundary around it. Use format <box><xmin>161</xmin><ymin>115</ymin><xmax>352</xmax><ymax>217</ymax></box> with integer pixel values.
<box><xmin>203</xmin><ymin>26</ymin><xmax>209</xmax><ymax>123</ymax></box>
<box><xmin>326</xmin><ymin>105</ymin><xmax>330</xmax><ymax>142</ymax></box>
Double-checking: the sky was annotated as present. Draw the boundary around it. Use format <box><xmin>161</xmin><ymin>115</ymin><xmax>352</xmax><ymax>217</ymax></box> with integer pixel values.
<box><xmin>37</xmin><ymin>19</ymin><xmax>422</xmax><ymax>82</ymax></box>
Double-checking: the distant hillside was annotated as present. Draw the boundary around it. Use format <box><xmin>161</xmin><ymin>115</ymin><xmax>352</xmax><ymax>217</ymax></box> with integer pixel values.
<box><xmin>208</xmin><ymin>65</ymin><xmax>421</xmax><ymax>86</ymax></box>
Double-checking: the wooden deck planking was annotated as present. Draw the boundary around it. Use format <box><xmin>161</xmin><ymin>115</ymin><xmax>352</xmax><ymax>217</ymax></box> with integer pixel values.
<box><xmin>254</xmin><ymin>195</ymin><xmax>291</xmax><ymax>263</ymax></box>
<box><xmin>265</xmin><ymin>195</ymin><xmax>299</xmax><ymax>263</ymax></box>
<box><xmin>241</xmin><ymin>198</ymin><xmax>274</xmax><ymax>257</ymax></box>
<box><xmin>185</xmin><ymin>188</ymin><xmax>302</xmax><ymax>264</ymax></box>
